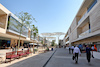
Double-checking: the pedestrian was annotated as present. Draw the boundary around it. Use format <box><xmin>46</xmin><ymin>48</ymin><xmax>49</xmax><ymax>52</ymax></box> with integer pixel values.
<box><xmin>69</xmin><ymin>46</ymin><xmax>71</xmax><ymax>54</ymax></box>
<box><xmin>73</xmin><ymin>45</ymin><xmax>81</xmax><ymax>64</ymax></box>
<box><xmin>71</xmin><ymin>46</ymin><xmax>74</xmax><ymax>54</ymax></box>
<box><xmin>15</xmin><ymin>43</ymin><xmax>17</xmax><ymax>52</ymax></box>
<box><xmin>91</xmin><ymin>46</ymin><xmax>94</xmax><ymax>50</ymax></box>
<box><xmin>12</xmin><ymin>46</ymin><xmax>14</xmax><ymax>51</ymax></box>
<box><xmin>94</xmin><ymin>44</ymin><xmax>97</xmax><ymax>51</ymax></box>
<box><xmin>86</xmin><ymin>45</ymin><xmax>92</xmax><ymax>63</ymax></box>
<box><xmin>78</xmin><ymin>44</ymin><xmax>83</xmax><ymax>53</ymax></box>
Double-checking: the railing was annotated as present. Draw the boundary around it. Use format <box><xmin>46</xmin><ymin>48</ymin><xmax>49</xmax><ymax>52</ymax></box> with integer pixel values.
<box><xmin>79</xmin><ymin>29</ymin><xmax>91</xmax><ymax>38</ymax></box>
<box><xmin>78</xmin><ymin>11</ymin><xmax>87</xmax><ymax>24</ymax></box>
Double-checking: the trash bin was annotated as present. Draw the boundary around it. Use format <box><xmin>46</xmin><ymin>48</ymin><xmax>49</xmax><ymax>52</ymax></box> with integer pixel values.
<box><xmin>51</xmin><ymin>48</ymin><xmax>53</xmax><ymax>51</ymax></box>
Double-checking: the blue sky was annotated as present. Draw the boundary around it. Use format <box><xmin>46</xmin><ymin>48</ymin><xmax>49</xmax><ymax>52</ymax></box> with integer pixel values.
<box><xmin>0</xmin><ymin>0</ymin><xmax>83</xmax><ymax>40</ymax></box>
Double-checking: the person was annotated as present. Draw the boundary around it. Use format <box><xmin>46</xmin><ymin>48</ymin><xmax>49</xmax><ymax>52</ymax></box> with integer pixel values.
<box><xmin>78</xmin><ymin>44</ymin><xmax>83</xmax><ymax>52</ymax></box>
<box><xmin>94</xmin><ymin>44</ymin><xmax>97</xmax><ymax>51</ymax></box>
<box><xmin>12</xmin><ymin>46</ymin><xmax>14</xmax><ymax>51</ymax></box>
<box><xmin>86</xmin><ymin>45</ymin><xmax>92</xmax><ymax>63</ymax></box>
<box><xmin>15</xmin><ymin>43</ymin><xmax>17</xmax><ymax>52</ymax></box>
<box><xmin>91</xmin><ymin>46</ymin><xmax>94</xmax><ymax>50</ymax></box>
<box><xmin>3</xmin><ymin>43</ymin><xmax>6</xmax><ymax>48</ymax></box>
<box><xmin>71</xmin><ymin>46</ymin><xmax>74</xmax><ymax>54</ymax></box>
<box><xmin>69</xmin><ymin>46</ymin><xmax>71</xmax><ymax>54</ymax></box>
<box><xmin>73</xmin><ymin>45</ymin><xmax>81</xmax><ymax>64</ymax></box>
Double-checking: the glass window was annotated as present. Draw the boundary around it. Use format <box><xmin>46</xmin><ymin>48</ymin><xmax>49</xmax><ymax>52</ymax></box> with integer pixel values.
<box><xmin>87</xmin><ymin>0</ymin><xmax>97</xmax><ymax>12</ymax></box>
<box><xmin>7</xmin><ymin>16</ymin><xmax>28</xmax><ymax>37</ymax></box>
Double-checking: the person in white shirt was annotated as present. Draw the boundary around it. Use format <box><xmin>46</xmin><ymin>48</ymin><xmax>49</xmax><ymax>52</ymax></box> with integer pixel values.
<box><xmin>91</xmin><ymin>46</ymin><xmax>94</xmax><ymax>50</ymax></box>
<box><xmin>71</xmin><ymin>46</ymin><xmax>74</xmax><ymax>53</ymax></box>
<box><xmin>73</xmin><ymin>45</ymin><xmax>81</xmax><ymax>63</ymax></box>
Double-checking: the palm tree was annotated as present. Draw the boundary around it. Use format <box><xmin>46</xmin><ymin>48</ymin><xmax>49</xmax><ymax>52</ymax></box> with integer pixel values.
<box><xmin>31</xmin><ymin>25</ymin><xmax>38</xmax><ymax>39</ymax></box>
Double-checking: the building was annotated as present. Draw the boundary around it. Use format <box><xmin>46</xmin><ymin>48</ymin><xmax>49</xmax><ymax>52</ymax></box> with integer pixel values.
<box><xmin>63</xmin><ymin>0</ymin><xmax>100</xmax><ymax>51</ymax></box>
<box><xmin>59</xmin><ymin>40</ymin><xmax>63</xmax><ymax>46</ymax></box>
<box><xmin>0</xmin><ymin>4</ymin><xmax>36</xmax><ymax>49</ymax></box>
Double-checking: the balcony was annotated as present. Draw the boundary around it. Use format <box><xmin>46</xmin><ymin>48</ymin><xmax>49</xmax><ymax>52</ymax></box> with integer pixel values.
<box><xmin>78</xmin><ymin>0</ymin><xmax>97</xmax><ymax>25</ymax></box>
<box><xmin>78</xmin><ymin>11</ymin><xmax>88</xmax><ymax>24</ymax></box>
<box><xmin>65</xmin><ymin>35</ymin><xmax>69</xmax><ymax>39</ymax></box>
<box><xmin>66</xmin><ymin>41</ymin><xmax>69</xmax><ymax>44</ymax></box>
<box><xmin>79</xmin><ymin>29</ymin><xmax>91</xmax><ymax>38</ymax></box>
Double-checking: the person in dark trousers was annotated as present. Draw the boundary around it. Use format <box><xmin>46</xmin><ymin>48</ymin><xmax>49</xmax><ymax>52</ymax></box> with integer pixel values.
<box><xmin>86</xmin><ymin>45</ymin><xmax>92</xmax><ymax>63</ymax></box>
<box><xmin>71</xmin><ymin>46</ymin><xmax>74</xmax><ymax>54</ymax></box>
<box><xmin>69</xmin><ymin>46</ymin><xmax>71</xmax><ymax>54</ymax></box>
<box><xmin>73</xmin><ymin>45</ymin><xmax>81</xmax><ymax>64</ymax></box>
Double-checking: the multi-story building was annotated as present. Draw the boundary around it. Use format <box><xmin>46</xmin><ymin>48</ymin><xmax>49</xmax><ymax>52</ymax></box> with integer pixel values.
<box><xmin>63</xmin><ymin>0</ymin><xmax>100</xmax><ymax>50</ymax></box>
<box><xmin>0</xmin><ymin>4</ymin><xmax>36</xmax><ymax>49</ymax></box>
<box><xmin>59</xmin><ymin>40</ymin><xmax>63</xmax><ymax>46</ymax></box>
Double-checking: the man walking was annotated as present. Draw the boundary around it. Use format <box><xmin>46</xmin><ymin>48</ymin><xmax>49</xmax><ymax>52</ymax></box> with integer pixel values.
<box><xmin>73</xmin><ymin>45</ymin><xmax>81</xmax><ymax>64</ymax></box>
<box><xmin>71</xmin><ymin>46</ymin><xmax>74</xmax><ymax>54</ymax></box>
<box><xmin>86</xmin><ymin>45</ymin><xmax>92</xmax><ymax>63</ymax></box>
<box><xmin>69</xmin><ymin>46</ymin><xmax>71</xmax><ymax>54</ymax></box>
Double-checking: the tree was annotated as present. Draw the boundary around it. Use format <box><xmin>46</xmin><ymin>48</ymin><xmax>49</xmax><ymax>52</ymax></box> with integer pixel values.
<box><xmin>15</xmin><ymin>11</ymin><xmax>37</xmax><ymax>49</ymax></box>
<box><xmin>31</xmin><ymin>25</ymin><xmax>38</xmax><ymax>39</ymax></box>
<box><xmin>51</xmin><ymin>40</ymin><xmax>55</xmax><ymax>46</ymax></box>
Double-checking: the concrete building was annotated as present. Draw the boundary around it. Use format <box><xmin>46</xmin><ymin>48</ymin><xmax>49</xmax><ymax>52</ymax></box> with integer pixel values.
<box><xmin>59</xmin><ymin>40</ymin><xmax>63</xmax><ymax>46</ymax></box>
<box><xmin>0</xmin><ymin>4</ymin><xmax>36</xmax><ymax>49</ymax></box>
<box><xmin>63</xmin><ymin>0</ymin><xmax>100</xmax><ymax>50</ymax></box>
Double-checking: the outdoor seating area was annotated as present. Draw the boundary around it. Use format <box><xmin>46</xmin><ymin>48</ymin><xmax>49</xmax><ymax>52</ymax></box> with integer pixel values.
<box><xmin>5</xmin><ymin>49</ymin><xmax>32</xmax><ymax>63</ymax></box>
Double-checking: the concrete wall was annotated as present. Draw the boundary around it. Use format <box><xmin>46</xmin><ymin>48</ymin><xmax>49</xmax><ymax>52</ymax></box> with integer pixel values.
<box><xmin>70</xmin><ymin>18</ymin><xmax>77</xmax><ymax>32</ymax></box>
<box><xmin>90</xmin><ymin>2</ymin><xmax>100</xmax><ymax>33</ymax></box>
<box><xmin>82</xmin><ymin>23</ymin><xmax>89</xmax><ymax>32</ymax></box>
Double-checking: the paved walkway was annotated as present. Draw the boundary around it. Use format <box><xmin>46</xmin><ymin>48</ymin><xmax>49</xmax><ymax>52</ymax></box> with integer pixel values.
<box><xmin>46</xmin><ymin>48</ymin><xmax>100</xmax><ymax>67</ymax></box>
<box><xmin>3</xmin><ymin>48</ymin><xmax>100</xmax><ymax>67</ymax></box>
<box><xmin>8</xmin><ymin>49</ymin><xmax>56</xmax><ymax>67</ymax></box>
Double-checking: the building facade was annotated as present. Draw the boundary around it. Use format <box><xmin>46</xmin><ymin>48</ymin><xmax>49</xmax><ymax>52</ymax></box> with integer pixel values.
<box><xmin>0</xmin><ymin>4</ymin><xmax>37</xmax><ymax>49</ymax></box>
<box><xmin>59</xmin><ymin>40</ymin><xmax>63</xmax><ymax>46</ymax></box>
<box><xmin>63</xmin><ymin>0</ymin><xmax>100</xmax><ymax>51</ymax></box>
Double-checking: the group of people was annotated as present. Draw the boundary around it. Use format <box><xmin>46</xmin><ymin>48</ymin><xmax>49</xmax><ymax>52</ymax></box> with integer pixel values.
<box><xmin>69</xmin><ymin>45</ymin><xmax>97</xmax><ymax>64</ymax></box>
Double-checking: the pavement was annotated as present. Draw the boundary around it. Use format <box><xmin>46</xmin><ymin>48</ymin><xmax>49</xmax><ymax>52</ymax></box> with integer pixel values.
<box><xmin>1</xmin><ymin>48</ymin><xmax>100</xmax><ymax>67</ymax></box>
<box><xmin>46</xmin><ymin>48</ymin><xmax>100</xmax><ymax>67</ymax></box>
<box><xmin>7</xmin><ymin>49</ymin><xmax>56</xmax><ymax>67</ymax></box>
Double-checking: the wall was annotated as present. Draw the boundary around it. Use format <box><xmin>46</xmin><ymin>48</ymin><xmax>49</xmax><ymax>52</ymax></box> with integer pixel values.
<box><xmin>0</xmin><ymin>14</ymin><xmax>7</xmax><ymax>29</ymax></box>
<box><xmin>90</xmin><ymin>2</ymin><xmax>100</xmax><ymax>33</ymax></box>
<box><xmin>10</xmin><ymin>39</ymin><xmax>18</xmax><ymax>47</ymax></box>
<box><xmin>82</xmin><ymin>23</ymin><xmax>89</xmax><ymax>32</ymax></box>
<box><xmin>70</xmin><ymin>17</ymin><xmax>77</xmax><ymax>32</ymax></box>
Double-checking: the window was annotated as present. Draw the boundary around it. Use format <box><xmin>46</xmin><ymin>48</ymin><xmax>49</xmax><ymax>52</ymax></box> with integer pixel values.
<box><xmin>87</xmin><ymin>0</ymin><xmax>97</xmax><ymax>12</ymax></box>
<box><xmin>7</xmin><ymin>16</ymin><xmax>28</xmax><ymax>37</ymax></box>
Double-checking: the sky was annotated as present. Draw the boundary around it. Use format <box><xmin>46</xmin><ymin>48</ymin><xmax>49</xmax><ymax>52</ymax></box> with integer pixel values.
<box><xmin>0</xmin><ymin>0</ymin><xmax>83</xmax><ymax>42</ymax></box>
